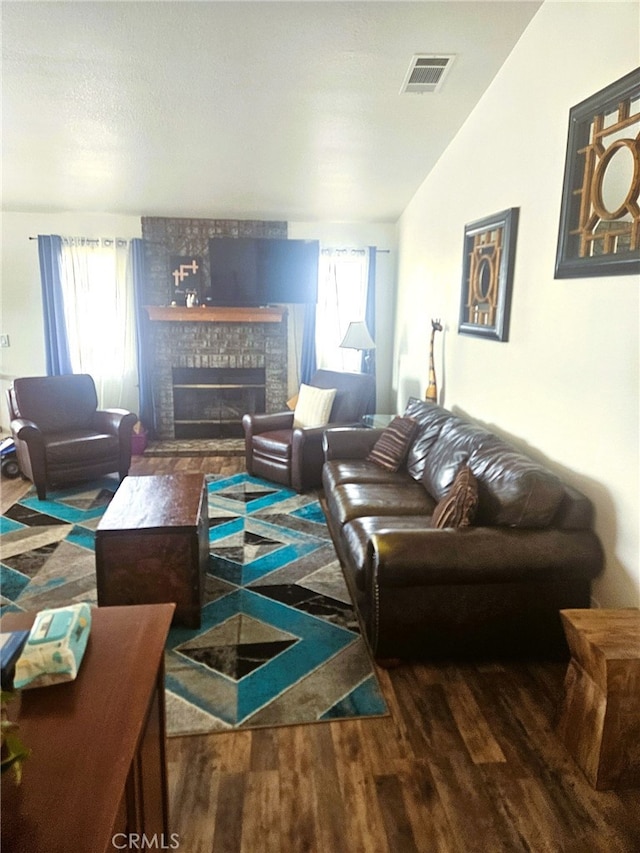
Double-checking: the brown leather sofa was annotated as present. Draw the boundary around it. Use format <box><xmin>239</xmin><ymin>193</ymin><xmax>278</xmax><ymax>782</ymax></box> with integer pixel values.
<box><xmin>242</xmin><ymin>369</ymin><xmax>375</xmax><ymax>491</ymax></box>
<box><xmin>8</xmin><ymin>374</ymin><xmax>137</xmax><ymax>500</ymax></box>
<box><xmin>322</xmin><ymin>397</ymin><xmax>604</xmax><ymax>661</ymax></box>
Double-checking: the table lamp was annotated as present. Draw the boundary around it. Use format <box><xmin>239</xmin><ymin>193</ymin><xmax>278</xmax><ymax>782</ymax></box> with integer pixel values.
<box><xmin>340</xmin><ymin>321</ymin><xmax>375</xmax><ymax>372</ymax></box>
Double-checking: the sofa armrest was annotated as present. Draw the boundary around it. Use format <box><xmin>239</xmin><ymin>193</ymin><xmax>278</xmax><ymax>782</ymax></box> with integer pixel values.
<box><xmin>93</xmin><ymin>409</ymin><xmax>137</xmax><ymax>438</ymax></box>
<box><xmin>323</xmin><ymin>427</ymin><xmax>383</xmax><ymax>460</ymax></box>
<box><xmin>11</xmin><ymin>417</ymin><xmax>44</xmax><ymax>447</ymax></box>
<box><xmin>290</xmin><ymin>426</ymin><xmax>328</xmax><ymax>491</ymax></box>
<box><xmin>243</xmin><ymin>411</ymin><xmax>294</xmax><ymax>437</ymax></box>
<box><xmin>366</xmin><ymin>527</ymin><xmax>604</xmax><ymax>589</ymax></box>
<box><xmin>10</xmin><ymin>417</ymin><xmax>45</xmax><ymax>484</ymax></box>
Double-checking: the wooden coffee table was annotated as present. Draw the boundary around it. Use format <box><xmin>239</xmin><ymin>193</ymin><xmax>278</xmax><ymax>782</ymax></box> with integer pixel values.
<box><xmin>95</xmin><ymin>473</ymin><xmax>208</xmax><ymax>627</ymax></box>
<box><xmin>556</xmin><ymin>608</ymin><xmax>640</xmax><ymax>790</ymax></box>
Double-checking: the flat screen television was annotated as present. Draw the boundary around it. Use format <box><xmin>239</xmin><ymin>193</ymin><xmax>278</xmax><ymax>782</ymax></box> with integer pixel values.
<box><xmin>207</xmin><ymin>237</ymin><xmax>319</xmax><ymax>306</ymax></box>
<box><xmin>207</xmin><ymin>237</ymin><xmax>261</xmax><ymax>307</ymax></box>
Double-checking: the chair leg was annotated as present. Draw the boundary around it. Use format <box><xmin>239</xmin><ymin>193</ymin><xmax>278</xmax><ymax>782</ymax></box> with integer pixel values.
<box><xmin>36</xmin><ymin>482</ymin><xmax>47</xmax><ymax>501</ymax></box>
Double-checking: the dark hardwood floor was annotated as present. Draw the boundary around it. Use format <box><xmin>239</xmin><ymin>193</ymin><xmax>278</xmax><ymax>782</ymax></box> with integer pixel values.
<box><xmin>3</xmin><ymin>454</ymin><xmax>639</xmax><ymax>852</ymax></box>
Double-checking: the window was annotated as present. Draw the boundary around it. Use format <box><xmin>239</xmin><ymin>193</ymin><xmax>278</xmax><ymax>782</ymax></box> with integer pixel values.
<box><xmin>315</xmin><ymin>248</ymin><xmax>369</xmax><ymax>372</ymax></box>
<box><xmin>59</xmin><ymin>237</ymin><xmax>138</xmax><ymax>411</ymax></box>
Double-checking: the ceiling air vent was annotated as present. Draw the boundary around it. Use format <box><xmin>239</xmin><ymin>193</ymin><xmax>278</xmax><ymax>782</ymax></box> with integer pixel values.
<box><xmin>400</xmin><ymin>55</ymin><xmax>456</xmax><ymax>94</ymax></box>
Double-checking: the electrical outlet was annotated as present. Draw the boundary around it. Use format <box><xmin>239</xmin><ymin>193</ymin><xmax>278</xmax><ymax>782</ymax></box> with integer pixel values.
<box><xmin>0</xmin><ymin>334</ymin><xmax>10</xmax><ymax>348</ymax></box>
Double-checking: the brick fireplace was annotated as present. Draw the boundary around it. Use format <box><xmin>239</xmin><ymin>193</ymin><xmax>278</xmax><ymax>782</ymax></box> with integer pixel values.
<box><xmin>146</xmin><ymin>306</ymin><xmax>287</xmax><ymax>439</ymax></box>
<box><xmin>140</xmin><ymin>217</ymin><xmax>289</xmax><ymax>440</ymax></box>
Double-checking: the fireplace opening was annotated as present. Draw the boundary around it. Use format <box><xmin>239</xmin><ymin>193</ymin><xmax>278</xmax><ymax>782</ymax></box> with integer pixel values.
<box><xmin>172</xmin><ymin>367</ymin><xmax>266</xmax><ymax>439</ymax></box>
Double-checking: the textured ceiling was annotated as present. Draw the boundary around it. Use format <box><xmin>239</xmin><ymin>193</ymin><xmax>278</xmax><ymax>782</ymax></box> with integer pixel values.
<box><xmin>2</xmin><ymin>1</ymin><xmax>542</xmax><ymax>222</ymax></box>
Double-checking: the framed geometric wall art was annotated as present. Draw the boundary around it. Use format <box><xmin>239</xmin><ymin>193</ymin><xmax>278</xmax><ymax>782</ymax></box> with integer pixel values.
<box><xmin>458</xmin><ymin>207</ymin><xmax>519</xmax><ymax>342</ymax></box>
<box><xmin>555</xmin><ymin>67</ymin><xmax>640</xmax><ymax>279</ymax></box>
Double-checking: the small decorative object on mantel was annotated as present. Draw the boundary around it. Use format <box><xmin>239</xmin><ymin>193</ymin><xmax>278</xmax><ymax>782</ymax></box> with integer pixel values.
<box><xmin>458</xmin><ymin>207</ymin><xmax>519</xmax><ymax>342</ymax></box>
<box><xmin>425</xmin><ymin>318</ymin><xmax>442</xmax><ymax>403</ymax></box>
<box><xmin>555</xmin><ymin>67</ymin><xmax>640</xmax><ymax>279</ymax></box>
<box><xmin>170</xmin><ymin>255</ymin><xmax>203</xmax><ymax>305</ymax></box>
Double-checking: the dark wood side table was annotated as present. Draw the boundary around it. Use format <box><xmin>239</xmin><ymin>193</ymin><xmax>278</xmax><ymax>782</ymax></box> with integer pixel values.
<box><xmin>1</xmin><ymin>603</ymin><xmax>175</xmax><ymax>853</ymax></box>
<box><xmin>556</xmin><ymin>607</ymin><xmax>640</xmax><ymax>790</ymax></box>
<box><xmin>96</xmin><ymin>473</ymin><xmax>208</xmax><ymax>628</ymax></box>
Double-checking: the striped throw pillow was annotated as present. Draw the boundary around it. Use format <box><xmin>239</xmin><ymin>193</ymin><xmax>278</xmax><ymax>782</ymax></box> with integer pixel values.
<box><xmin>293</xmin><ymin>384</ymin><xmax>337</xmax><ymax>428</ymax></box>
<box><xmin>366</xmin><ymin>416</ymin><xmax>418</xmax><ymax>472</ymax></box>
<box><xmin>431</xmin><ymin>464</ymin><xmax>478</xmax><ymax>528</ymax></box>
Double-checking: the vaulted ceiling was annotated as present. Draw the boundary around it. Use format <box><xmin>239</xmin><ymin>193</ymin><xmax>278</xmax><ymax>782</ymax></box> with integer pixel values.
<box><xmin>2</xmin><ymin>1</ymin><xmax>542</xmax><ymax>222</ymax></box>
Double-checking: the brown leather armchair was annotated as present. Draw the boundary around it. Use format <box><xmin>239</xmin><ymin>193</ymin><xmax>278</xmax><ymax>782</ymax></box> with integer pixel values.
<box><xmin>242</xmin><ymin>369</ymin><xmax>375</xmax><ymax>491</ymax></box>
<box><xmin>7</xmin><ymin>374</ymin><xmax>137</xmax><ymax>500</ymax></box>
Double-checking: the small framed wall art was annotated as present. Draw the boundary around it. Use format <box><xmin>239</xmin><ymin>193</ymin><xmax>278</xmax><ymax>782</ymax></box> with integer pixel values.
<box><xmin>555</xmin><ymin>67</ymin><xmax>640</xmax><ymax>278</ymax></box>
<box><xmin>169</xmin><ymin>255</ymin><xmax>203</xmax><ymax>305</ymax></box>
<box><xmin>458</xmin><ymin>207</ymin><xmax>519</xmax><ymax>342</ymax></box>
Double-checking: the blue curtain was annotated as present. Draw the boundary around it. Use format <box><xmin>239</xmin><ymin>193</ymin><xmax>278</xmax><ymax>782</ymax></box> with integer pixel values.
<box><xmin>38</xmin><ymin>235</ymin><xmax>73</xmax><ymax>375</ymax></box>
<box><xmin>364</xmin><ymin>246</ymin><xmax>377</xmax><ymax>411</ymax></box>
<box><xmin>130</xmin><ymin>239</ymin><xmax>156</xmax><ymax>437</ymax></box>
<box><xmin>299</xmin><ymin>302</ymin><xmax>317</xmax><ymax>384</ymax></box>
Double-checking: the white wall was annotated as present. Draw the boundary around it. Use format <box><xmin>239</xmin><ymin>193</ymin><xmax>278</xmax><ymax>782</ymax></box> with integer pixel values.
<box><xmin>0</xmin><ymin>212</ymin><xmax>142</xmax><ymax>430</ymax></box>
<box><xmin>394</xmin><ymin>0</ymin><xmax>640</xmax><ymax>607</ymax></box>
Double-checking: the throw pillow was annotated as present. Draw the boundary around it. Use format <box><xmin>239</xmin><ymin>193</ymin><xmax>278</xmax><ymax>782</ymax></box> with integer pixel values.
<box><xmin>366</xmin><ymin>416</ymin><xmax>418</xmax><ymax>472</ymax></box>
<box><xmin>431</xmin><ymin>464</ymin><xmax>478</xmax><ymax>528</ymax></box>
<box><xmin>293</xmin><ymin>384</ymin><xmax>337</xmax><ymax>428</ymax></box>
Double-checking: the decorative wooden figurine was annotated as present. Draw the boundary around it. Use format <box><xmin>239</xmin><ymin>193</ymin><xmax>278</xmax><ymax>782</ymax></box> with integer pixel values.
<box><xmin>425</xmin><ymin>318</ymin><xmax>443</xmax><ymax>403</ymax></box>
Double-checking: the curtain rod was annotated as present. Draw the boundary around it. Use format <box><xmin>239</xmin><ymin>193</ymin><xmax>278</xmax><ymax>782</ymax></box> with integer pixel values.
<box><xmin>29</xmin><ymin>236</ymin><xmax>391</xmax><ymax>251</ymax></box>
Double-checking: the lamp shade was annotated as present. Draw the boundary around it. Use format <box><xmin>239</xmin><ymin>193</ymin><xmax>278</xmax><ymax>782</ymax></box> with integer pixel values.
<box><xmin>340</xmin><ymin>321</ymin><xmax>375</xmax><ymax>351</ymax></box>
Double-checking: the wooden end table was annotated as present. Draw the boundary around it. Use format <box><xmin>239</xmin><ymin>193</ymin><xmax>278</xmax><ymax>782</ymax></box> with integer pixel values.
<box><xmin>96</xmin><ymin>473</ymin><xmax>208</xmax><ymax>628</ymax></box>
<box><xmin>556</xmin><ymin>607</ymin><xmax>640</xmax><ymax>790</ymax></box>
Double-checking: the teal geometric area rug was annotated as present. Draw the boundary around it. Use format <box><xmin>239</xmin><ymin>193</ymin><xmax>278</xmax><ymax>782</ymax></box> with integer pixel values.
<box><xmin>0</xmin><ymin>473</ymin><xmax>388</xmax><ymax>736</ymax></box>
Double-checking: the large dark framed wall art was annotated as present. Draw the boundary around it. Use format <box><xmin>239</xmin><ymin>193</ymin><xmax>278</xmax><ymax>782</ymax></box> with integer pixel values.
<box><xmin>458</xmin><ymin>207</ymin><xmax>519</xmax><ymax>342</ymax></box>
<box><xmin>555</xmin><ymin>67</ymin><xmax>640</xmax><ymax>278</ymax></box>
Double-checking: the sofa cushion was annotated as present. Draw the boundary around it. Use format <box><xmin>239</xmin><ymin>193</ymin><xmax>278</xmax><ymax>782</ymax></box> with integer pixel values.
<box><xmin>431</xmin><ymin>465</ymin><xmax>478</xmax><ymax>529</ymax></box>
<box><xmin>470</xmin><ymin>446</ymin><xmax>565</xmax><ymax>528</ymax></box>
<box><xmin>366</xmin><ymin>416</ymin><xmax>418</xmax><ymax>472</ymax></box>
<box><xmin>252</xmin><ymin>430</ymin><xmax>293</xmax><ymax>461</ymax></box>
<box><xmin>421</xmin><ymin>419</ymin><xmax>500</xmax><ymax>501</ymax></box>
<box><xmin>421</xmin><ymin>418</ymin><xmax>565</xmax><ymax>528</ymax></box>
<box><xmin>45</xmin><ymin>431</ymin><xmax>120</xmax><ymax>464</ymax></box>
<box><xmin>13</xmin><ymin>374</ymin><xmax>99</xmax><ymax>433</ymax></box>
<box><xmin>323</xmin><ymin>459</ymin><xmax>416</xmax><ymax>491</ymax></box>
<box><xmin>403</xmin><ymin>398</ymin><xmax>454</xmax><ymax>480</ymax></box>
<box><xmin>309</xmin><ymin>369</ymin><xmax>375</xmax><ymax>423</ymax></box>
<box><xmin>327</xmin><ymin>482</ymin><xmax>435</xmax><ymax>527</ymax></box>
<box><xmin>342</xmin><ymin>516</ymin><xmax>433</xmax><ymax>590</ymax></box>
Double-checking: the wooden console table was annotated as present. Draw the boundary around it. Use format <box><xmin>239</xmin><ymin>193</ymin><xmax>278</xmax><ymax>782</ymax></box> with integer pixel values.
<box><xmin>556</xmin><ymin>608</ymin><xmax>640</xmax><ymax>790</ymax></box>
<box><xmin>1</xmin><ymin>604</ymin><xmax>175</xmax><ymax>853</ymax></box>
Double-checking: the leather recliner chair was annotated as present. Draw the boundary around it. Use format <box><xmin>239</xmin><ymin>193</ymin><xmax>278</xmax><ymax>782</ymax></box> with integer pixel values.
<box><xmin>7</xmin><ymin>374</ymin><xmax>137</xmax><ymax>500</ymax></box>
<box><xmin>242</xmin><ymin>369</ymin><xmax>375</xmax><ymax>492</ymax></box>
